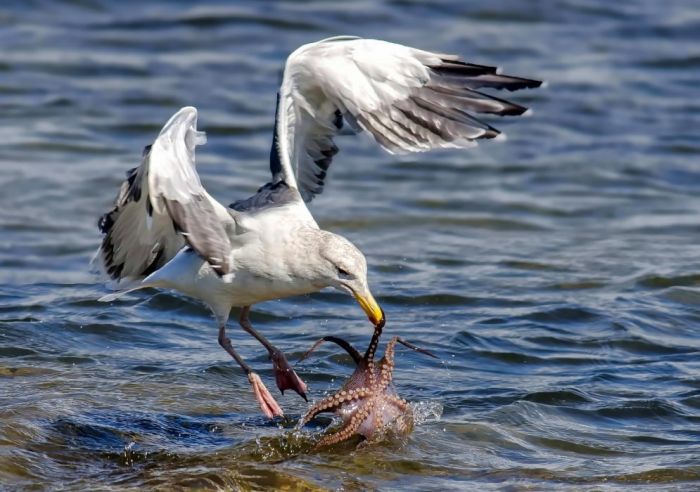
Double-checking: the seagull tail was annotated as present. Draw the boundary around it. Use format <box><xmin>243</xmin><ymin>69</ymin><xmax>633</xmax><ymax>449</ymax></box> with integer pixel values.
<box><xmin>98</xmin><ymin>278</ymin><xmax>157</xmax><ymax>302</ymax></box>
<box><xmin>99</xmin><ymin>288</ymin><xmax>142</xmax><ymax>303</ymax></box>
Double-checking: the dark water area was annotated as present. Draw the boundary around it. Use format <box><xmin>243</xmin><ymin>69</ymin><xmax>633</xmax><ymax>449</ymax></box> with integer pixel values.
<box><xmin>2</xmin><ymin>0</ymin><xmax>700</xmax><ymax>489</ymax></box>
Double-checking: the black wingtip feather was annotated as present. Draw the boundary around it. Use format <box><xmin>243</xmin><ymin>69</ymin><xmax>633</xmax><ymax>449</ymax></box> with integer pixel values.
<box><xmin>492</xmin><ymin>75</ymin><xmax>543</xmax><ymax>91</ymax></box>
<box><xmin>464</xmin><ymin>88</ymin><xmax>530</xmax><ymax>116</ymax></box>
<box><xmin>434</xmin><ymin>59</ymin><xmax>499</xmax><ymax>76</ymax></box>
<box><xmin>431</xmin><ymin>61</ymin><xmax>543</xmax><ymax>93</ymax></box>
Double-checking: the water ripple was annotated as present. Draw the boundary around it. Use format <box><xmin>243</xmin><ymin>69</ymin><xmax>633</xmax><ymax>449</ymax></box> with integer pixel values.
<box><xmin>2</xmin><ymin>0</ymin><xmax>700</xmax><ymax>489</ymax></box>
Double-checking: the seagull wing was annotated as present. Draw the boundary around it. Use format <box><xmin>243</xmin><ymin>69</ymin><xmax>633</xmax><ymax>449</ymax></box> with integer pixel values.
<box><xmin>270</xmin><ymin>36</ymin><xmax>542</xmax><ymax>202</ymax></box>
<box><xmin>96</xmin><ymin>107</ymin><xmax>234</xmax><ymax>283</ymax></box>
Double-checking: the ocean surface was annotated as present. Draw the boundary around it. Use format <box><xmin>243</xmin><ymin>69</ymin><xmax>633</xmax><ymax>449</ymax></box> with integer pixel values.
<box><xmin>1</xmin><ymin>0</ymin><xmax>700</xmax><ymax>490</ymax></box>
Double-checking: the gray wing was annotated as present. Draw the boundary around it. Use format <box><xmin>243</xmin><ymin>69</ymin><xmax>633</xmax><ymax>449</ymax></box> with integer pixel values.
<box><xmin>96</xmin><ymin>107</ymin><xmax>234</xmax><ymax>283</ymax></box>
<box><xmin>228</xmin><ymin>180</ymin><xmax>299</xmax><ymax>214</ymax></box>
<box><xmin>271</xmin><ymin>36</ymin><xmax>542</xmax><ymax>202</ymax></box>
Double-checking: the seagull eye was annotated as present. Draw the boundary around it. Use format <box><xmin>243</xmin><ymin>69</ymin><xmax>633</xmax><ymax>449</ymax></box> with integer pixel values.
<box><xmin>336</xmin><ymin>267</ymin><xmax>351</xmax><ymax>277</ymax></box>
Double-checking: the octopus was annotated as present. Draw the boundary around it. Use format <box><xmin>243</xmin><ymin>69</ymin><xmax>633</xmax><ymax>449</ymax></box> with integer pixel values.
<box><xmin>298</xmin><ymin>328</ymin><xmax>436</xmax><ymax>448</ymax></box>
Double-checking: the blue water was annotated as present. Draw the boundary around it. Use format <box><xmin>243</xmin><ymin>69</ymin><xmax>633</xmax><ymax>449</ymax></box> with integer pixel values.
<box><xmin>2</xmin><ymin>0</ymin><xmax>700</xmax><ymax>489</ymax></box>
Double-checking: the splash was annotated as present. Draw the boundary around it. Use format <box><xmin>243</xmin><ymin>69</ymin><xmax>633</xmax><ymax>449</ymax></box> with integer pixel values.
<box><xmin>411</xmin><ymin>400</ymin><xmax>444</xmax><ymax>426</ymax></box>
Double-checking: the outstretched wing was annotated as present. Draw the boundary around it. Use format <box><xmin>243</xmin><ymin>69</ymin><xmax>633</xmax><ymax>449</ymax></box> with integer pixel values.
<box><xmin>96</xmin><ymin>107</ymin><xmax>234</xmax><ymax>283</ymax></box>
<box><xmin>270</xmin><ymin>36</ymin><xmax>542</xmax><ymax>202</ymax></box>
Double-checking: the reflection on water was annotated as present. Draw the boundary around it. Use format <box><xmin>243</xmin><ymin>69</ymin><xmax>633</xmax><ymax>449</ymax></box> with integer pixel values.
<box><xmin>2</xmin><ymin>0</ymin><xmax>700</xmax><ymax>489</ymax></box>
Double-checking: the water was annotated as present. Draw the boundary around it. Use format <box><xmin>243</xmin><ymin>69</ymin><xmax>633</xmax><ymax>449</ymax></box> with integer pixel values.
<box><xmin>1</xmin><ymin>0</ymin><xmax>700</xmax><ymax>489</ymax></box>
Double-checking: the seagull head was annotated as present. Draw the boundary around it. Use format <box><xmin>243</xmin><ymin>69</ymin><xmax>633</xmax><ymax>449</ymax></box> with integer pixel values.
<box><xmin>318</xmin><ymin>232</ymin><xmax>385</xmax><ymax>329</ymax></box>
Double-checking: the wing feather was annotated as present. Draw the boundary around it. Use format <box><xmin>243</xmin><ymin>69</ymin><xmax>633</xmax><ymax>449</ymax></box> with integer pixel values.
<box><xmin>97</xmin><ymin>107</ymin><xmax>234</xmax><ymax>282</ymax></box>
<box><xmin>271</xmin><ymin>37</ymin><xmax>542</xmax><ymax>202</ymax></box>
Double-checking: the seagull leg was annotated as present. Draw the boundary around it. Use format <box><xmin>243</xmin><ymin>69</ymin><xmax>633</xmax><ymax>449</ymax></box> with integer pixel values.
<box><xmin>218</xmin><ymin>324</ymin><xmax>284</xmax><ymax>419</ymax></box>
<box><xmin>238</xmin><ymin>306</ymin><xmax>308</xmax><ymax>401</ymax></box>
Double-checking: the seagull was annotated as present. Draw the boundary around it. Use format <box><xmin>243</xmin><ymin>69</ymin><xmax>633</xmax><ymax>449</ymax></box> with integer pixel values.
<box><xmin>95</xmin><ymin>36</ymin><xmax>542</xmax><ymax>418</ymax></box>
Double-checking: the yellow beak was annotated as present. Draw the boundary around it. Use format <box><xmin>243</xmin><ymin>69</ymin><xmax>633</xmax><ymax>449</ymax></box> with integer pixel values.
<box><xmin>354</xmin><ymin>290</ymin><xmax>385</xmax><ymax>327</ymax></box>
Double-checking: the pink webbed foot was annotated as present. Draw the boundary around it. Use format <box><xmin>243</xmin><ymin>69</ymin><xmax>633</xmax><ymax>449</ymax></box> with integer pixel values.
<box><xmin>248</xmin><ymin>372</ymin><xmax>284</xmax><ymax>418</ymax></box>
<box><xmin>270</xmin><ymin>348</ymin><xmax>308</xmax><ymax>401</ymax></box>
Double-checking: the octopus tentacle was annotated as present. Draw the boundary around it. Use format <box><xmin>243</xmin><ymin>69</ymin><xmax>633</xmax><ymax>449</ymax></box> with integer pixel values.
<box><xmin>297</xmin><ymin>336</ymin><xmax>363</xmax><ymax>365</ymax></box>
<box><xmin>385</xmin><ymin>394</ymin><xmax>410</xmax><ymax>412</ymax></box>
<box><xmin>363</xmin><ymin>324</ymin><xmax>383</xmax><ymax>363</ymax></box>
<box><xmin>316</xmin><ymin>398</ymin><xmax>377</xmax><ymax>448</ymax></box>
<box><xmin>377</xmin><ymin>336</ymin><xmax>437</xmax><ymax>392</ymax></box>
<box><xmin>364</xmin><ymin>325</ymin><xmax>383</xmax><ymax>387</ymax></box>
<box><xmin>300</xmin><ymin>387</ymin><xmax>370</xmax><ymax>426</ymax></box>
<box><xmin>395</xmin><ymin>337</ymin><xmax>438</xmax><ymax>359</ymax></box>
<box><xmin>300</xmin><ymin>396</ymin><xmax>342</xmax><ymax>426</ymax></box>
<box><xmin>386</xmin><ymin>395</ymin><xmax>414</xmax><ymax>435</ymax></box>
<box><xmin>376</xmin><ymin>336</ymin><xmax>398</xmax><ymax>392</ymax></box>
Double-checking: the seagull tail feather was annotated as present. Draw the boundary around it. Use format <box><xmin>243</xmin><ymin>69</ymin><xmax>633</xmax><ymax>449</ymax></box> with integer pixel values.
<box><xmin>98</xmin><ymin>279</ymin><xmax>155</xmax><ymax>302</ymax></box>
